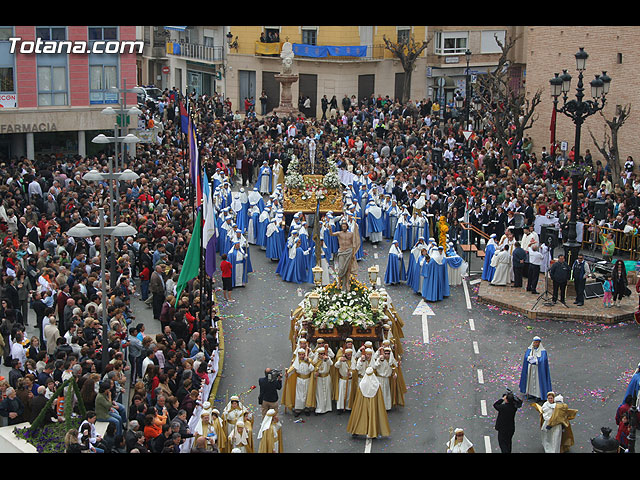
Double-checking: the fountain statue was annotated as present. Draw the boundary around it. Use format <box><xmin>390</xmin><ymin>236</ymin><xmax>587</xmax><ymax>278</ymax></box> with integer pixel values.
<box><xmin>269</xmin><ymin>41</ymin><xmax>303</xmax><ymax>118</ymax></box>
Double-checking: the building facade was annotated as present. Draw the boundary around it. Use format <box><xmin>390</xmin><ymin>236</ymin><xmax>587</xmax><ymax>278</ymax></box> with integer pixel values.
<box><xmin>219</xmin><ymin>26</ymin><xmax>525</xmax><ymax>119</ymax></box>
<box><xmin>0</xmin><ymin>25</ymin><xmax>138</xmax><ymax>160</ymax></box>
<box><xmin>524</xmin><ymin>26</ymin><xmax>639</xmax><ymax>168</ymax></box>
<box><xmin>136</xmin><ymin>25</ymin><xmax>225</xmax><ymax>97</ymax></box>
<box><xmin>4</xmin><ymin>25</ymin><xmax>635</xmax><ymax>168</ymax></box>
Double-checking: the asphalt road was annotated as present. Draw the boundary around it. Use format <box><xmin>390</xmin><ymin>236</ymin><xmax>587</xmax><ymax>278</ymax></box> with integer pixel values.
<box><xmin>213</xmin><ymin>236</ymin><xmax>640</xmax><ymax>454</ymax></box>
<box><xmin>4</xmin><ymin>232</ymin><xmax>638</xmax><ymax>454</ymax></box>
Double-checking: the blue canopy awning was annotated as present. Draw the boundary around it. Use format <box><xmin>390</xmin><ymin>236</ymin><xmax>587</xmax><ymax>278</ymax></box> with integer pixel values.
<box><xmin>164</xmin><ymin>26</ymin><xmax>187</xmax><ymax>31</ymax></box>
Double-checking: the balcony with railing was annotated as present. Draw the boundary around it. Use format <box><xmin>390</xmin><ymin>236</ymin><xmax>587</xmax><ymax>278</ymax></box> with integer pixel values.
<box><xmin>166</xmin><ymin>41</ymin><xmax>223</xmax><ymax>63</ymax></box>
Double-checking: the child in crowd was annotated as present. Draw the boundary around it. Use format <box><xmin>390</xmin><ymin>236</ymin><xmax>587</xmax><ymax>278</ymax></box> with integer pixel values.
<box><xmin>603</xmin><ymin>273</ymin><xmax>613</xmax><ymax>308</ymax></box>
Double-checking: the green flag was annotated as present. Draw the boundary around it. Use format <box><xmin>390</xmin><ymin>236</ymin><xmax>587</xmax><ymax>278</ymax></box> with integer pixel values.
<box><xmin>175</xmin><ymin>210</ymin><xmax>202</xmax><ymax>306</ymax></box>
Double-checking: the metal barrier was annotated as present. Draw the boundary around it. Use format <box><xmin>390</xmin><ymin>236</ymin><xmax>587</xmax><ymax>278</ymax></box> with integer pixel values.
<box><xmin>460</xmin><ymin>222</ymin><xmax>491</xmax><ymax>274</ymax></box>
<box><xmin>583</xmin><ymin>225</ymin><xmax>639</xmax><ymax>260</ymax></box>
<box><xmin>460</xmin><ymin>222</ymin><xmax>490</xmax><ymax>243</ymax></box>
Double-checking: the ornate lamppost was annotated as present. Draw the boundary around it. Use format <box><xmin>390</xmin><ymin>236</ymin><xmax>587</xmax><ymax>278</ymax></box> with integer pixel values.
<box><xmin>549</xmin><ymin>47</ymin><xmax>611</xmax><ymax>267</ymax></box>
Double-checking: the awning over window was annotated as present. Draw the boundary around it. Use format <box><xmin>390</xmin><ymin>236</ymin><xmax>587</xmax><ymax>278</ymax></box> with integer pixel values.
<box><xmin>164</xmin><ymin>26</ymin><xmax>187</xmax><ymax>31</ymax></box>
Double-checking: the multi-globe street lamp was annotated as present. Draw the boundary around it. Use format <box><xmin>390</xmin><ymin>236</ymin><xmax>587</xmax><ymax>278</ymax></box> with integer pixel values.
<box><xmin>67</xmin><ymin>208</ymin><xmax>137</xmax><ymax>374</ymax></box>
<box><xmin>549</xmin><ymin>47</ymin><xmax>611</xmax><ymax>267</ymax></box>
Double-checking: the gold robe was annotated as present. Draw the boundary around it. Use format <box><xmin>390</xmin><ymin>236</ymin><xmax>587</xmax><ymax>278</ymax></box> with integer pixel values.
<box><xmin>211</xmin><ymin>415</ymin><xmax>228</xmax><ymax>453</ymax></box>
<box><xmin>533</xmin><ymin>402</ymin><xmax>578</xmax><ymax>453</ymax></box>
<box><xmin>391</xmin><ymin>363</ymin><xmax>407</xmax><ymax>407</ymax></box>
<box><xmin>282</xmin><ymin>360</ymin><xmax>315</xmax><ymax>411</ymax></box>
<box><xmin>346</xmin><ymin>387</ymin><xmax>390</xmax><ymax>438</ymax></box>
<box><xmin>332</xmin><ymin>355</ymin><xmax>356</xmax><ymax>408</ymax></box>
<box><xmin>243</xmin><ymin>417</ymin><xmax>255</xmax><ymax>453</ymax></box>
<box><xmin>258</xmin><ymin>424</ymin><xmax>283</xmax><ymax>453</ymax></box>
<box><xmin>222</xmin><ymin>405</ymin><xmax>246</xmax><ymax>437</ymax></box>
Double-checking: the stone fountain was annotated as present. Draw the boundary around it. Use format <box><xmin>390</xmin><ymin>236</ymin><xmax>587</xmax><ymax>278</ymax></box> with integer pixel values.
<box><xmin>270</xmin><ymin>41</ymin><xmax>303</xmax><ymax>118</ymax></box>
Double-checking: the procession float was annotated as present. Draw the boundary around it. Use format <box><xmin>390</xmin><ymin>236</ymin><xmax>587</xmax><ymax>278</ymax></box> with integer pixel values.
<box><xmin>289</xmin><ymin>265</ymin><xmax>405</xmax><ymax>356</ymax></box>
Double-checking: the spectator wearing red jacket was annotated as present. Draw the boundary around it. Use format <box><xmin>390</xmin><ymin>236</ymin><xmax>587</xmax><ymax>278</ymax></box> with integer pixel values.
<box><xmin>220</xmin><ymin>254</ymin><xmax>233</xmax><ymax>302</ymax></box>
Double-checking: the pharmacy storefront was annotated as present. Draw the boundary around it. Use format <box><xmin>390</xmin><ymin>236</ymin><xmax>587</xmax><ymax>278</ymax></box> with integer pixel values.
<box><xmin>0</xmin><ymin>108</ymin><xmax>123</xmax><ymax>160</ymax></box>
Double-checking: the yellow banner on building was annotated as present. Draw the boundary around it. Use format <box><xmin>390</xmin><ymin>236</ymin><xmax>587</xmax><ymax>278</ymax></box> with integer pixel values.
<box><xmin>255</xmin><ymin>41</ymin><xmax>282</xmax><ymax>55</ymax></box>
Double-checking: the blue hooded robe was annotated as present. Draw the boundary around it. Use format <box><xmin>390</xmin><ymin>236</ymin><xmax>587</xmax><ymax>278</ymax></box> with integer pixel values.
<box><xmin>482</xmin><ymin>240</ymin><xmax>497</xmax><ymax>282</ymax></box>
<box><xmin>393</xmin><ymin>214</ymin><xmax>411</xmax><ymax>251</ymax></box>
<box><xmin>255</xmin><ymin>164</ymin><xmax>273</xmax><ymax>194</ymax></box>
<box><xmin>384</xmin><ymin>242</ymin><xmax>406</xmax><ymax>285</ymax></box>
<box><xmin>366</xmin><ymin>203</ymin><xmax>385</xmax><ymax>243</ymax></box>
<box><xmin>622</xmin><ymin>371</ymin><xmax>640</xmax><ymax>404</ymax></box>
<box><xmin>256</xmin><ymin>210</ymin><xmax>270</xmax><ymax>248</ymax></box>
<box><xmin>282</xmin><ymin>245</ymin><xmax>312</xmax><ymax>284</ymax></box>
<box><xmin>276</xmin><ymin>234</ymin><xmax>298</xmax><ymax>277</ymax></box>
<box><xmin>421</xmin><ymin>250</ymin><xmax>450</xmax><ymax>302</ymax></box>
<box><xmin>227</xmin><ymin>244</ymin><xmax>250</xmax><ymax>287</ymax></box>
<box><xmin>406</xmin><ymin>240</ymin><xmax>427</xmax><ymax>293</ymax></box>
<box><xmin>265</xmin><ymin>221</ymin><xmax>285</xmax><ymax>260</ymax></box>
<box><xmin>518</xmin><ymin>343</ymin><xmax>553</xmax><ymax>400</ymax></box>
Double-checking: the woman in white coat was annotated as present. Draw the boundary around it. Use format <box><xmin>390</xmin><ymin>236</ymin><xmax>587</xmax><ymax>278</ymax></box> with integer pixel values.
<box><xmin>540</xmin><ymin>391</ymin><xmax>563</xmax><ymax>453</ymax></box>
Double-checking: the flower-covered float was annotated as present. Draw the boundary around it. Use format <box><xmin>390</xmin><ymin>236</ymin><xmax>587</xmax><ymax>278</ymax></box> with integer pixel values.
<box><xmin>288</xmin><ymin>266</ymin><xmax>405</xmax><ymax>355</ymax></box>
<box><xmin>283</xmin><ymin>155</ymin><xmax>343</xmax><ymax>214</ymax></box>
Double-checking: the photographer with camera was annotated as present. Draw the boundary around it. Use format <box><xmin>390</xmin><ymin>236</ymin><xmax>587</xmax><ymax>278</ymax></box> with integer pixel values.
<box><xmin>258</xmin><ymin>367</ymin><xmax>282</xmax><ymax>418</ymax></box>
<box><xmin>493</xmin><ymin>389</ymin><xmax>523</xmax><ymax>453</ymax></box>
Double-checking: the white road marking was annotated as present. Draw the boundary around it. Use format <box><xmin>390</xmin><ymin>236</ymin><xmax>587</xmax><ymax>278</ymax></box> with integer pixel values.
<box><xmin>484</xmin><ymin>436</ymin><xmax>492</xmax><ymax>453</ymax></box>
<box><xmin>463</xmin><ymin>278</ymin><xmax>472</xmax><ymax>310</ymax></box>
<box><xmin>469</xmin><ymin>318</ymin><xmax>475</xmax><ymax>331</ymax></box>
<box><xmin>364</xmin><ymin>437</ymin><xmax>372</xmax><ymax>453</ymax></box>
<box><xmin>473</xmin><ymin>341</ymin><xmax>479</xmax><ymax>354</ymax></box>
<box><xmin>470</xmin><ymin>278</ymin><xmax>481</xmax><ymax>285</ymax></box>
<box><xmin>477</xmin><ymin>369</ymin><xmax>484</xmax><ymax>384</ymax></box>
<box><xmin>480</xmin><ymin>399</ymin><xmax>487</xmax><ymax>416</ymax></box>
<box><xmin>422</xmin><ymin>313</ymin><xmax>429</xmax><ymax>344</ymax></box>
<box><xmin>413</xmin><ymin>300</ymin><xmax>435</xmax><ymax>344</ymax></box>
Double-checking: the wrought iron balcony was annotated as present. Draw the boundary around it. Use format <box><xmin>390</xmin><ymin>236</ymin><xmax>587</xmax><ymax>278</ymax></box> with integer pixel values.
<box><xmin>166</xmin><ymin>41</ymin><xmax>223</xmax><ymax>63</ymax></box>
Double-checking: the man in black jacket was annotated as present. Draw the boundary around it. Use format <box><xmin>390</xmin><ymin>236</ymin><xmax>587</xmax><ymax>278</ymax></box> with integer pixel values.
<box><xmin>28</xmin><ymin>385</ymin><xmax>55</xmax><ymax>425</ymax></box>
<box><xmin>469</xmin><ymin>206</ymin><xmax>484</xmax><ymax>248</ymax></box>
<box><xmin>512</xmin><ymin>242</ymin><xmax>527</xmax><ymax>288</ymax></box>
<box><xmin>151</xmin><ymin>423</ymin><xmax>173</xmax><ymax>453</ymax></box>
<box><xmin>493</xmin><ymin>391</ymin><xmax>522</xmax><ymax>453</ymax></box>
<box><xmin>258</xmin><ymin>368</ymin><xmax>282</xmax><ymax>418</ymax></box>
<box><xmin>549</xmin><ymin>253</ymin><xmax>570</xmax><ymax>305</ymax></box>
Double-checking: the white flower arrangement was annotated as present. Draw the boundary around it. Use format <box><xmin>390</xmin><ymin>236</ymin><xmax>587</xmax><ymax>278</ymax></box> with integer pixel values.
<box><xmin>302</xmin><ymin>282</ymin><xmax>383</xmax><ymax>330</ymax></box>
<box><xmin>285</xmin><ymin>156</ymin><xmax>307</xmax><ymax>190</ymax></box>
<box><xmin>323</xmin><ymin>157</ymin><xmax>341</xmax><ymax>190</ymax></box>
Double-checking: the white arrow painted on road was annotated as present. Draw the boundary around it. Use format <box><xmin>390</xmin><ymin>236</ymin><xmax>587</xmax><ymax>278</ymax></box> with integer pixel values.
<box><xmin>413</xmin><ymin>299</ymin><xmax>435</xmax><ymax>344</ymax></box>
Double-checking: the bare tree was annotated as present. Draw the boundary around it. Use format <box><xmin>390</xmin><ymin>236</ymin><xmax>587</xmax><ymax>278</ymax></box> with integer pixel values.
<box><xmin>474</xmin><ymin>34</ymin><xmax>542</xmax><ymax>168</ymax></box>
<box><xmin>588</xmin><ymin>104</ymin><xmax>631</xmax><ymax>181</ymax></box>
<box><xmin>383</xmin><ymin>34</ymin><xmax>430</xmax><ymax>104</ymax></box>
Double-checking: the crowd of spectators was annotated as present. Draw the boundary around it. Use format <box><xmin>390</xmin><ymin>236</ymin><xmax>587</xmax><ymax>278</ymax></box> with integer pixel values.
<box><xmin>0</xmin><ymin>87</ymin><xmax>221</xmax><ymax>452</ymax></box>
<box><xmin>0</xmin><ymin>79</ymin><xmax>635</xmax><ymax>453</ymax></box>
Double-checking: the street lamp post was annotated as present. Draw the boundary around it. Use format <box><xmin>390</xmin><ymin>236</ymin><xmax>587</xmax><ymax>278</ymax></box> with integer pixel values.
<box><xmin>83</xmin><ymin>159</ymin><xmax>140</xmax><ymax>288</ymax></box>
<box><xmin>102</xmin><ymin>81</ymin><xmax>144</xmax><ymax>169</ymax></box>
<box><xmin>91</xmin><ymin>133</ymin><xmax>141</xmax><ymax>223</ymax></box>
<box><xmin>472</xmin><ymin>95</ymin><xmax>483</xmax><ymax>133</ymax></box>
<box><xmin>67</xmin><ymin>208</ymin><xmax>137</xmax><ymax>374</ymax></box>
<box><xmin>464</xmin><ymin>49</ymin><xmax>471</xmax><ymax>130</ymax></box>
<box><xmin>549</xmin><ymin>47</ymin><xmax>611</xmax><ymax>267</ymax></box>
